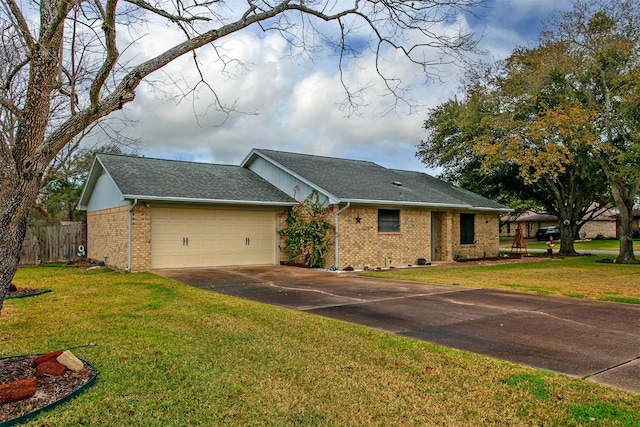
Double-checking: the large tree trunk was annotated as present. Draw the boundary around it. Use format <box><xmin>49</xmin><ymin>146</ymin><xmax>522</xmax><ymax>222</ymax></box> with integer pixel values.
<box><xmin>607</xmin><ymin>175</ymin><xmax>637</xmax><ymax>263</ymax></box>
<box><xmin>0</xmin><ymin>218</ymin><xmax>28</xmax><ymax>313</ymax></box>
<box><xmin>614</xmin><ymin>196</ymin><xmax>636</xmax><ymax>263</ymax></box>
<box><xmin>0</xmin><ymin>178</ymin><xmax>39</xmax><ymax>312</ymax></box>
<box><xmin>547</xmin><ymin>175</ymin><xmax>582</xmax><ymax>256</ymax></box>
<box><xmin>558</xmin><ymin>220</ymin><xmax>579</xmax><ymax>255</ymax></box>
<box><xmin>0</xmin><ymin>6</ymin><xmax>64</xmax><ymax>312</ymax></box>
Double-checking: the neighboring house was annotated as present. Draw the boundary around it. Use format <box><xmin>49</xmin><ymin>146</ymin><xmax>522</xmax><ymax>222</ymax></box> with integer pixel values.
<box><xmin>500</xmin><ymin>207</ymin><xmax>619</xmax><ymax>239</ymax></box>
<box><xmin>78</xmin><ymin>149</ymin><xmax>511</xmax><ymax>271</ymax></box>
<box><xmin>500</xmin><ymin>212</ymin><xmax>558</xmax><ymax>239</ymax></box>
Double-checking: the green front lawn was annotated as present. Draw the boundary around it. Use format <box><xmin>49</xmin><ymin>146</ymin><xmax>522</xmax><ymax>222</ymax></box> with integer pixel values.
<box><xmin>1</xmin><ymin>265</ymin><xmax>638</xmax><ymax>426</ymax></box>
<box><xmin>367</xmin><ymin>255</ymin><xmax>640</xmax><ymax>303</ymax></box>
<box><xmin>501</xmin><ymin>237</ymin><xmax>634</xmax><ymax>252</ymax></box>
<box><xmin>526</xmin><ymin>239</ymin><xmax>624</xmax><ymax>251</ymax></box>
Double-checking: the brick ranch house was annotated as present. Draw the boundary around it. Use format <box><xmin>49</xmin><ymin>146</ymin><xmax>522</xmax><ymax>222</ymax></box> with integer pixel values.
<box><xmin>500</xmin><ymin>207</ymin><xmax>621</xmax><ymax>239</ymax></box>
<box><xmin>78</xmin><ymin>149</ymin><xmax>511</xmax><ymax>271</ymax></box>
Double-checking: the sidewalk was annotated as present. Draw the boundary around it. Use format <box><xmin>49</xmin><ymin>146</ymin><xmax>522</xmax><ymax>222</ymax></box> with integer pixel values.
<box><xmin>499</xmin><ymin>239</ymin><xmax>619</xmax><ymax>255</ymax></box>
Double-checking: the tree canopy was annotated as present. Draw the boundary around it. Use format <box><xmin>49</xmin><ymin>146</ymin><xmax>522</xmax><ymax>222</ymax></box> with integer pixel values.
<box><xmin>549</xmin><ymin>0</ymin><xmax>640</xmax><ymax>261</ymax></box>
<box><xmin>418</xmin><ymin>0</ymin><xmax>639</xmax><ymax>260</ymax></box>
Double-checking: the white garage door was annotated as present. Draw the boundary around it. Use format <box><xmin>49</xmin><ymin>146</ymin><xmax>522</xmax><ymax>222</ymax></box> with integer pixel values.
<box><xmin>151</xmin><ymin>207</ymin><xmax>277</xmax><ymax>268</ymax></box>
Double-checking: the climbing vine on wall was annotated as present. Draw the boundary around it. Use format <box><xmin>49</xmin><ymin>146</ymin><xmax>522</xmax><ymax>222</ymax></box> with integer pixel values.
<box><xmin>279</xmin><ymin>191</ymin><xmax>334</xmax><ymax>268</ymax></box>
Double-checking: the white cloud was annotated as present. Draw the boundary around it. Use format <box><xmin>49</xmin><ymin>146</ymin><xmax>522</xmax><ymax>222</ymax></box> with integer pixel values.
<box><xmin>101</xmin><ymin>2</ymin><xmax>565</xmax><ymax>174</ymax></box>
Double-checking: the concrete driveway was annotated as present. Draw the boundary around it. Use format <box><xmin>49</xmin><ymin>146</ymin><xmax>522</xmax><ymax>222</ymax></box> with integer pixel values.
<box><xmin>156</xmin><ymin>265</ymin><xmax>640</xmax><ymax>394</ymax></box>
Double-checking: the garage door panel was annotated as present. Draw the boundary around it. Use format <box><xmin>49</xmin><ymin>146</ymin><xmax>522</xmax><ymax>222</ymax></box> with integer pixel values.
<box><xmin>152</xmin><ymin>208</ymin><xmax>276</xmax><ymax>268</ymax></box>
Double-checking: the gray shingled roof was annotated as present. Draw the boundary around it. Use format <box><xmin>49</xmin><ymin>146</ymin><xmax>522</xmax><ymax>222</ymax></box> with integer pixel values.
<box><xmin>253</xmin><ymin>149</ymin><xmax>508</xmax><ymax>210</ymax></box>
<box><xmin>96</xmin><ymin>154</ymin><xmax>292</xmax><ymax>204</ymax></box>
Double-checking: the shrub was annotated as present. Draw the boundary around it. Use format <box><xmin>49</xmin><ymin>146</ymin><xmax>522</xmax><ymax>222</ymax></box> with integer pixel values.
<box><xmin>279</xmin><ymin>191</ymin><xmax>334</xmax><ymax>268</ymax></box>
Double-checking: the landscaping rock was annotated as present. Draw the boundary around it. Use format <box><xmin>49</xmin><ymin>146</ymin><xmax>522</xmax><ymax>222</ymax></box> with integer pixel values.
<box><xmin>0</xmin><ymin>378</ymin><xmax>37</xmax><ymax>404</ymax></box>
<box><xmin>57</xmin><ymin>350</ymin><xmax>84</xmax><ymax>371</ymax></box>
<box><xmin>8</xmin><ymin>283</ymin><xmax>17</xmax><ymax>292</ymax></box>
<box><xmin>33</xmin><ymin>350</ymin><xmax>65</xmax><ymax>367</ymax></box>
<box><xmin>36</xmin><ymin>361</ymin><xmax>68</xmax><ymax>377</ymax></box>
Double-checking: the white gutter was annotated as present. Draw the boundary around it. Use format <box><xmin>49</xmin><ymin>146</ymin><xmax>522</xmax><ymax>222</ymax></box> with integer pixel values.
<box><xmin>123</xmin><ymin>195</ymin><xmax>293</xmax><ymax>207</ymax></box>
<box><xmin>471</xmin><ymin>206</ymin><xmax>514</xmax><ymax>213</ymax></box>
<box><xmin>339</xmin><ymin>199</ymin><xmax>513</xmax><ymax>213</ymax></box>
<box><xmin>127</xmin><ymin>198</ymin><xmax>138</xmax><ymax>272</ymax></box>
<box><xmin>339</xmin><ymin>199</ymin><xmax>472</xmax><ymax>209</ymax></box>
<box><xmin>334</xmin><ymin>202</ymin><xmax>351</xmax><ymax>269</ymax></box>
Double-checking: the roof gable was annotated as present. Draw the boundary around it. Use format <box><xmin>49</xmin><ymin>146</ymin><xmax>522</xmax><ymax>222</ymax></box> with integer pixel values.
<box><xmin>245</xmin><ymin>149</ymin><xmax>509</xmax><ymax>211</ymax></box>
<box><xmin>80</xmin><ymin>154</ymin><xmax>292</xmax><ymax>209</ymax></box>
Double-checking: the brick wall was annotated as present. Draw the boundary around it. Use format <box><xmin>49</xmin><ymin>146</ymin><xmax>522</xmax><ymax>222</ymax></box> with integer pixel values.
<box><xmin>277</xmin><ymin>209</ymin><xmax>288</xmax><ymax>263</ymax></box>
<box><xmin>87</xmin><ymin>206</ymin><xmax>129</xmax><ymax>270</ymax></box>
<box><xmin>276</xmin><ymin>206</ymin><xmax>501</xmax><ymax>269</ymax></box>
<box><xmin>432</xmin><ymin>211</ymin><xmax>453</xmax><ymax>261</ymax></box>
<box><xmin>335</xmin><ymin>206</ymin><xmax>431</xmax><ymax>270</ymax></box>
<box><xmin>454</xmin><ymin>213</ymin><xmax>500</xmax><ymax>259</ymax></box>
<box><xmin>579</xmin><ymin>220</ymin><xmax>617</xmax><ymax>239</ymax></box>
<box><xmin>86</xmin><ymin>204</ymin><xmax>152</xmax><ymax>271</ymax></box>
<box><xmin>130</xmin><ymin>204</ymin><xmax>151</xmax><ymax>271</ymax></box>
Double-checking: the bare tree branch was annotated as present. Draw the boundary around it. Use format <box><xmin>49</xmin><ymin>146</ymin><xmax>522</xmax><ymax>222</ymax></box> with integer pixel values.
<box><xmin>3</xmin><ymin>0</ymin><xmax>36</xmax><ymax>52</ymax></box>
<box><xmin>89</xmin><ymin>0</ymin><xmax>118</xmax><ymax>106</ymax></box>
<box><xmin>126</xmin><ymin>0</ymin><xmax>213</xmax><ymax>23</ymax></box>
<box><xmin>0</xmin><ymin>96</ymin><xmax>21</xmax><ymax>118</ymax></box>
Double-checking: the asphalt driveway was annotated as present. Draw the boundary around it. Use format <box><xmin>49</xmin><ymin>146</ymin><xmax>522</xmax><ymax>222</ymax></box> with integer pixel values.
<box><xmin>156</xmin><ymin>265</ymin><xmax>640</xmax><ymax>394</ymax></box>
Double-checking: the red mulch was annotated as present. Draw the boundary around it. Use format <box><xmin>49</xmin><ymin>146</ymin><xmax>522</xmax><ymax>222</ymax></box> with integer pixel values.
<box><xmin>0</xmin><ymin>354</ymin><xmax>96</xmax><ymax>423</ymax></box>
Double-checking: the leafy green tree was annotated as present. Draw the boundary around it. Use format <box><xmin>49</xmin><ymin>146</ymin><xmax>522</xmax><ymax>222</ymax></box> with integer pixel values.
<box><xmin>418</xmin><ymin>83</ymin><xmax>545</xmax><ymax>215</ymax></box>
<box><xmin>420</xmin><ymin>1</ymin><xmax>640</xmax><ymax>258</ymax></box>
<box><xmin>40</xmin><ymin>181</ymin><xmax>84</xmax><ymax>222</ymax></box>
<box><xmin>481</xmin><ymin>42</ymin><xmax>610</xmax><ymax>254</ymax></box>
<box><xmin>418</xmin><ymin>57</ymin><xmax>609</xmax><ymax>255</ymax></box>
<box><xmin>542</xmin><ymin>0</ymin><xmax>640</xmax><ymax>261</ymax></box>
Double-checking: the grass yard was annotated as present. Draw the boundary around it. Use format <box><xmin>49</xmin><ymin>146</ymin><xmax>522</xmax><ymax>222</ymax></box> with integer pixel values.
<box><xmin>514</xmin><ymin>239</ymin><xmax>626</xmax><ymax>251</ymax></box>
<box><xmin>366</xmin><ymin>255</ymin><xmax>640</xmax><ymax>304</ymax></box>
<box><xmin>1</xmin><ymin>265</ymin><xmax>639</xmax><ymax>426</ymax></box>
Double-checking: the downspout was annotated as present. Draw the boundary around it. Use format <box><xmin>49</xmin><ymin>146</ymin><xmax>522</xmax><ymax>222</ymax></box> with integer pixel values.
<box><xmin>334</xmin><ymin>202</ymin><xmax>350</xmax><ymax>269</ymax></box>
<box><xmin>127</xmin><ymin>199</ymin><xmax>138</xmax><ymax>272</ymax></box>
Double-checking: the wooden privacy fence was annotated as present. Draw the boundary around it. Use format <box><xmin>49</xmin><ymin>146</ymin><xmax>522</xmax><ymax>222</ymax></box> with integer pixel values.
<box><xmin>19</xmin><ymin>222</ymin><xmax>87</xmax><ymax>265</ymax></box>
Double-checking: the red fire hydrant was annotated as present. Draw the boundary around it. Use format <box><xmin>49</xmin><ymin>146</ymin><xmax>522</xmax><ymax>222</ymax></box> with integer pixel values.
<box><xmin>546</xmin><ymin>238</ymin><xmax>554</xmax><ymax>254</ymax></box>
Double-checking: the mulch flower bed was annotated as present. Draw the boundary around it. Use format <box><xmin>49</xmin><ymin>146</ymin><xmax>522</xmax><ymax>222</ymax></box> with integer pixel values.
<box><xmin>0</xmin><ymin>354</ymin><xmax>96</xmax><ymax>425</ymax></box>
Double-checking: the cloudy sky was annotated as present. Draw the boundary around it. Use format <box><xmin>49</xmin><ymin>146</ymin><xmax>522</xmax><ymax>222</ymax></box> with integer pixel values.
<box><xmin>112</xmin><ymin>0</ymin><xmax>572</xmax><ymax>174</ymax></box>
